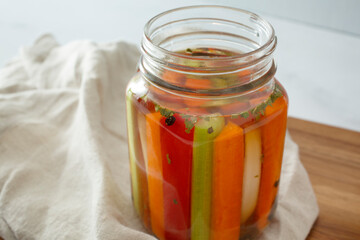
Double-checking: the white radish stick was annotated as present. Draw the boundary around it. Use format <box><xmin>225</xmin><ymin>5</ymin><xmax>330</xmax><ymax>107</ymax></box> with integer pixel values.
<box><xmin>241</xmin><ymin>128</ymin><xmax>262</xmax><ymax>223</ymax></box>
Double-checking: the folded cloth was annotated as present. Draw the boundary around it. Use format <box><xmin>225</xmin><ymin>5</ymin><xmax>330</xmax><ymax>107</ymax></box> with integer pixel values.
<box><xmin>0</xmin><ymin>35</ymin><xmax>318</xmax><ymax>240</ymax></box>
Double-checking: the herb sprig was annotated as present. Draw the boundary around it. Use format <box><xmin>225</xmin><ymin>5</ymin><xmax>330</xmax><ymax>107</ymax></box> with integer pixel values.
<box><xmin>230</xmin><ymin>84</ymin><xmax>283</xmax><ymax>120</ymax></box>
<box><xmin>140</xmin><ymin>84</ymin><xmax>283</xmax><ymax>133</ymax></box>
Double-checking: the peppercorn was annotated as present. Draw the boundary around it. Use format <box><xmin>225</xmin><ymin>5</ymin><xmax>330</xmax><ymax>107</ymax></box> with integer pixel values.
<box><xmin>165</xmin><ymin>116</ymin><xmax>176</xmax><ymax>126</ymax></box>
<box><xmin>274</xmin><ymin>180</ymin><xmax>279</xmax><ymax>188</ymax></box>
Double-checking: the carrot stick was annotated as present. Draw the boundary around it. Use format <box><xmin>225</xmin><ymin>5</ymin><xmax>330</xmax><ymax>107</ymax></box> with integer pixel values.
<box><xmin>218</xmin><ymin>101</ymin><xmax>249</xmax><ymax>116</ymax></box>
<box><xmin>211</xmin><ymin>121</ymin><xmax>244</xmax><ymax>240</ymax></box>
<box><xmin>162</xmin><ymin>69</ymin><xmax>186</xmax><ymax>86</ymax></box>
<box><xmin>127</xmin><ymin>95</ymin><xmax>151</xmax><ymax>230</ymax></box>
<box><xmin>182</xmin><ymin>78</ymin><xmax>212</xmax><ymax>107</ymax></box>
<box><xmin>254</xmin><ymin>96</ymin><xmax>288</xmax><ymax>229</ymax></box>
<box><xmin>146</xmin><ymin>112</ymin><xmax>165</xmax><ymax>239</ymax></box>
<box><xmin>160</xmin><ymin>113</ymin><xmax>194</xmax><ymax>240</ymax></box>
<box><xmin>184</xmin><ymin>78</ymin><xmax>212</xmax><ymax>90</ymax></box>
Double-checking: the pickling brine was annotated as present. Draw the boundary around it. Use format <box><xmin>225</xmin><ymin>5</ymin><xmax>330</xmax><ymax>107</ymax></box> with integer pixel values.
<box><xmin>125</xmin><ymin>6</ymin><xmax>288</xmax><ymax>240</ymax></box>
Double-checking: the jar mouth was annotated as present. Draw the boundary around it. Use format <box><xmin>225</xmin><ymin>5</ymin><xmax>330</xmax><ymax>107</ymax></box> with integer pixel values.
<box><xmin>140</xmin><ymin>5</ymin><xmax>277</xmax><ymax>96</ymax></box>
<box><xmin>142</xmin><ymin>5</ymin><xmax>276</xmax><ymax>65</ymax></box>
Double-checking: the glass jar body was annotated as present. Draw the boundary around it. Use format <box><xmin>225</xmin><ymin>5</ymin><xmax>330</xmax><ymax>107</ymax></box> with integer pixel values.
<box><xmin>125</xmin><ymin>5</ymin><xmax>288</xmax><ymax>240</ymax></box>
<box><xmin>126</xmin><ymin>73</ymin><xmax>288</xmax><ymax>240</ymax></box>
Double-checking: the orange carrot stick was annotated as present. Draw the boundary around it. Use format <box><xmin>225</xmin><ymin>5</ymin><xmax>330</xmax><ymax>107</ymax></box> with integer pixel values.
<box><xmin>136</xmin><ymin>112</ymin><xmax>151</xmax><ymax>230</ymax></box>
<box><xmin>218</xmin><ymin>101</ymin><xmax>249</xmax><ymax>116</ymax></box>
<box><xmin>183</xmin><ymin>78</ymin><xmax>212</xmax><ymax>107</ymax></box>
<box><xmin>211</xmin><ymin>121</ymin><xmax>245</xmax><ymax>240</ymax></box>
<box><xmin>254</xmin><ymin>96</ymin><xmax>288</xmax><ymax>229</ymax></box>
<box><xmin>184</xmin><ymin>78</ymin><xmax>212</xmax><ymax>90</ymax></box>
<box><xmin>146</xmin><ymin>112</ymin><xmax>165</xmax><ymax>240</ymax></box>
<box><xmin>162</xmin><ymin>69</ymin><xmax>186</xmax><ymax>86</ymax></box>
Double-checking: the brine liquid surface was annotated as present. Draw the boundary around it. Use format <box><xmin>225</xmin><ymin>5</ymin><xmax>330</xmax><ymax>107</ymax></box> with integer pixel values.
<box><xmin>126</xmin><ymin>48</ymin><xmax>288</xmax><ymax>240</ymax></box>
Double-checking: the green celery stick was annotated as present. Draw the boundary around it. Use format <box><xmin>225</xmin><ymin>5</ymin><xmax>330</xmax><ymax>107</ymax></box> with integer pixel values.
<box><xmin>191</xmin><ymin>114</ymin><xmax>225</xmax><ymax>240</ymax></box>
<box><xmin>125</xmin><ymin>89</ymin><xmax>142</xmax><ymax>216</ymax></box>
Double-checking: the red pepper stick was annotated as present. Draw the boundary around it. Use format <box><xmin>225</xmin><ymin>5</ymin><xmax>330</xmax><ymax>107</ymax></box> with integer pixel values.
<box><xmin>160</xmin><ymin>113</ymin><xmax>194</xmax><ymax>240</ymax></box>
<box><xmin>254</xmin><ymin>96</ymin><xmax>288</xmax><ymax>229</ymax></box>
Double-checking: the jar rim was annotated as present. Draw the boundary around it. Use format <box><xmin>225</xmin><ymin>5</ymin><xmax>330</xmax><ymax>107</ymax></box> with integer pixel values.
<box><xmin>143</xmin><ymin>5</ymin><xmax>276</xmax><ymax>62</ymax></box>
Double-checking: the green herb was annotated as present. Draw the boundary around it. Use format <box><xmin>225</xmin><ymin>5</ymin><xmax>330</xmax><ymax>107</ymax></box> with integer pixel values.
<box><xmin>184</xmin><ymin>118</ymin><xmax>197</xmax><ymax>134</ymax></box>
<box><xmin>186</xmin><ymin>48</ymin><xmax>192</xmax><ymax>53</ymax></box>
<box><xmin>153</xmin><ymin>103</ymin><xmax>175</xmax><ymax>118</ymax></box>
<box><xmin>166</xmin><ymin>154</ymin><xmax>171</xmax><ymax>164</ymax></box>
<box><xmin>254</xmin><ymin>175</ymin><xmax>259</xmax><ymax>178</ymax></box>
<box><xmin>180</xmin><ymin>114</ymin><xmax>198</xmax><ymax>134</ymax></box>
<box><xmin>155</xmin><ymin>104</ymin><xmax>160</xmax><ymax>112</ymax></box>
<box><xmin>240</xmin><ymin>111</ymin><xmax>250</xmax><ymax>119</ymax></box>
<box><xmin>237</xmin><ymin>84</ymin><xmax>283</xmax><ymax>121</ymax></box>
<box><xmin>173</xmin><ymin>199</ymin><xmax>178</xmax><ymax>204</ymax></box>
<box><xmin>251</xmin><ymin>102</ymin><xmax>267</xmax><ymax>117</ymax></box>
<box><xmin>160</xmin><ymin>108</ymin><xmax>174</xmax><ymax>118</ymax></box>
<box><xmin>148</xmin><ymin>84</ymin><xmax>283</xmax><ymax>135</ymax></box>
<box><xmin>271</xmin><ymin>84</ymin><xmax>283</xmax><ymax>102</ymax></box>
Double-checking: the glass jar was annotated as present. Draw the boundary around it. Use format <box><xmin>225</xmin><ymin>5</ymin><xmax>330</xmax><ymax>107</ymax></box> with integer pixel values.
<box><xmin>125</xmin><ymin>5</ymin><xmax>288</xmax><ymax>240</ymax></box>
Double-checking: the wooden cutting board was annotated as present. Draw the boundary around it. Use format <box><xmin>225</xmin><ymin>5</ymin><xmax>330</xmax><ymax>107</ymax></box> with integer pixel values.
<box><xmin>288</xmin><ymin>117</ymin><xmax>360</xmax><ymax>240</ymax></box>
<box><xmin>1</xmin><ymin>117</ymin><xmax>359</xmax><ymax>240</ymax></box>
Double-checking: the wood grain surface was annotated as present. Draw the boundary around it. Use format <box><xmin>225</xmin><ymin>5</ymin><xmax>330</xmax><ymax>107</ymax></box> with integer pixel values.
<box><xmin>288</xmin><ymin>117</ymin><xmax>360</xmax><ymax>240</ymax></box>
<box><xmin>1</xmin><ymin>117</ymin><xmax>359</xmax><ymax>240</ymax></box>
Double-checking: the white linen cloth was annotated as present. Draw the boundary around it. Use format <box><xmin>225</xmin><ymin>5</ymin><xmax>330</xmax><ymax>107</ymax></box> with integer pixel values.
<box><xmin>0</xmin><ymin>35</ymin><xmax>318</xmax><ymax>240</ymax></box>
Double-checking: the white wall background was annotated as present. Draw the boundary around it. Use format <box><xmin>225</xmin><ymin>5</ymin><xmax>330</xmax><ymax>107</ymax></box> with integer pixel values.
<box><xmin>1</xmin><ymin>0</ymin><xmax>359</xmax><ymax>131</ymax></box>
<box><xmin>215</xmin><ymin>0</ymin><xmax>360</xmax><ymax>35</ymax></box>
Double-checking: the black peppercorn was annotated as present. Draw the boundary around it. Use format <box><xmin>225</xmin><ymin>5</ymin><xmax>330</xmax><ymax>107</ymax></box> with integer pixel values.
<box><xmin>274</xmin><ymin>180</ymin><xmax>279</xmax><ymax>188</ymax></box>
<box><xmin>165</xmin><ymin>116</ymin><xmax>176</xmax><ymax>126</ymax></box>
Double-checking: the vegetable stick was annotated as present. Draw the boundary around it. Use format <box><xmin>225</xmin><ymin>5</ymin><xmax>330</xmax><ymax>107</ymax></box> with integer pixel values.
<box><xmin>125</xmin><ymin>90</ymin><xmax>142</xmax><ymax>217</ymax></box>
<box><xmin>184</xmin><ymin>78</ymin><xmax>212</xmax><ymax>90</ymax></box>
<box><xmin>127</xmin><ymin>92</ymin><xmax>151</xmax><ymax>229</ymax></box>
<box><xmin>254</xmin><ymin>96</ymin><xmax>288</xmax><ymax>229</ymax></box>
<box><xmin>219</xmin><ymin>101</ymin><xmax>249</xmax><ymax>116</ymax></box>
<box><xmin>162</xmin><ymin>69</ymin><xmax>186</xmax><ymax>86</ymax></box>
<box><xmin>146</xmin><ymin>112</ymin><xmax>165</xmax><ymax>240</ymax></box>
<box><xmin>138</xmin><ymin>113</ymin><xmax>148</xmax><ymax>171</ymax></box>
<box><xmin>211</xmin><ymin>121</ymin><xmax>244</xmax><ymax>240</ymax></box>
<box><xmin>241</xmin><ymin>128</ymin><xmax>262</xmax><ymax>223</ymax></box>
<box><xmin>191</xmin><ymin>114</ymin><xmax>225</xmax><ymax>240</ymax></box>
<box><xmin>160</xmin><ymin>113</ymin><xmax>194</xmax><ymax>240</ymax></box>
<box><xmin>182</xmin><ymin>78</ymin><xmax>212</xmax><ymax>107</ymax></box>
<box><xmin>137</xmin><ymin>144</ymin><xmax>151</xmax><ymax>230</ymax></box>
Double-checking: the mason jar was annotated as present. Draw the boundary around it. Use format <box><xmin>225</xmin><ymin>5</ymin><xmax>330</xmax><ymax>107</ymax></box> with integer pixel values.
<box><xmin>125</xmin><ymin>5</ymin><xmax>288</xmax><ymax>240</ymax></box>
